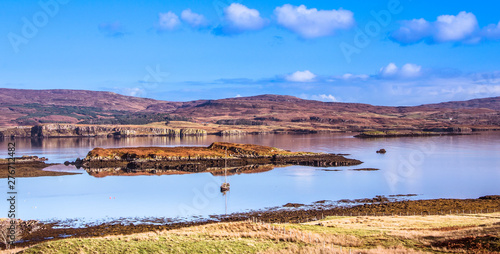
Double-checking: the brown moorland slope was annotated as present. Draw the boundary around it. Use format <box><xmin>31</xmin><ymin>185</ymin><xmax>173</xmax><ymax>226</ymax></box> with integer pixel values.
<box><xmin>0</xmin><ymin>88</ymin><xmax>163</xmax><ymax>111</ymax></box>
<box><xmin>170</xmin><ymin>94</ymin><xmax>500</xmax><ymax>131</ymax></box>
<box><xmin>423</xmin><ymin>96</ymin><xmax>500</xmax><ymax>110</ymax></box>
<box><xmin>0</xmin><ymin>89</ymin><xmax>499</xmax><ymax>131</ymax></box>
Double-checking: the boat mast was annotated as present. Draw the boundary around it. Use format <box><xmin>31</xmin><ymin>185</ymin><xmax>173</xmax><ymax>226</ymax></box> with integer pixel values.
<box><xmin>224</xmin><ymin>148</ymin><xmax>227</xmax><ymax>183</ymax></box>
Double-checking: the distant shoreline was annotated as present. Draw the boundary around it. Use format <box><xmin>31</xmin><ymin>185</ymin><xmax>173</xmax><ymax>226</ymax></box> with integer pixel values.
<box><xmin>1</xmin><ymin>123</ymin><xmax>499</xmax><ymax>139</ymax></box>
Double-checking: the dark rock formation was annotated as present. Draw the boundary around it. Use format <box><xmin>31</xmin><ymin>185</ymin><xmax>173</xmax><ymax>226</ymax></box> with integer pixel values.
<box><xmin>422</xmin><ymin>127</ymin><xmax>472</xmax><ymax>133</ymax></box>
<box><xmin>218</xmin><ymin>129</ymin><xmax>247</xmax><ymax>136</ymax></box>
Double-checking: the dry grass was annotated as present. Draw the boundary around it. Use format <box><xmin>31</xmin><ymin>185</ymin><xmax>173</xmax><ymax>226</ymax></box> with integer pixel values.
<box><xmin>87</xmin><ymin>142</ymin><xmax>315</xmax><ymax>159</ymax></box>
<box><xmin>16</xmin><ymin>213</ymin><xmax>500</xmax><ymax>253</ymax></box>
<box><xmin>262</xmin><ymin>245</ymin><xmax>429</xmax><ymax>254</ymax></box>
<box><xmin>316</xmin><ymin>214</ymin><xmax>500</xmax><ymax>231</ymax></box>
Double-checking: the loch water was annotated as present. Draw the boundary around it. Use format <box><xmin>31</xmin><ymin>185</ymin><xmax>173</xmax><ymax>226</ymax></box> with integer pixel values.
<box><xmin>1</xmin><ymin>132</ymin><xmax>499</xmax><ymax>223</ymax></box>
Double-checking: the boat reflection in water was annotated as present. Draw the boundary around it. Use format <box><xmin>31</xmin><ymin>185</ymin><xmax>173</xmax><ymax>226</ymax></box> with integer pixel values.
<box><xmin>221</xmin><ymin>148</ymin><xmax>230</xmax><ymax>193</ymax></box>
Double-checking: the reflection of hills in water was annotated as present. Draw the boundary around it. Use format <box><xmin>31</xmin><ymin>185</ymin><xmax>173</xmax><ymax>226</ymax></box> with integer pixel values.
<box><xmin>85</xmin><ymin>164</ymin><xmax>281</xmax><ymax>178</ymax></box>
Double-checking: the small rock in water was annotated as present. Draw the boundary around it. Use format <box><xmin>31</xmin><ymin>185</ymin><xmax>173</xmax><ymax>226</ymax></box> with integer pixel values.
<box><xmin>283</xmin><ymin>203</ymin><xmax>304</xmax><ymax>208</ymax></box>
<box><xmin>376</xmin><ymin>149</ymin><xmax>386</xmax><ymax>154</ymax></box>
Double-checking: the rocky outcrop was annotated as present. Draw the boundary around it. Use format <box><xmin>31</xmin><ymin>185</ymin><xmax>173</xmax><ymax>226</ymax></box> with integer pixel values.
<box><xmin>180</xmin><ymin>128</ymin><xmax>207</xmax><ymax>136</ymax></box>
<box><xmin>422</xmin><ymin>127</ymin><xmax>472</xmax><ymax>133</ymax></box>
<box><xmin>1</xmin><ymin>124</ymin><xmax>207</xmax><ymax>138</ymax></box>
<box><xmin>82</xmin><ymin>142</ymin><xmax>363</xmax><ymax>175</ymax></box>
<box><xmin>0</xmin><ymin>126</ymin><xmax>32</xmax><ymax>138</ymax></box>
<box><xmin>0</xmin><ymin>155</ymin><xmax>48</xmax><ymax>164</ymax></box>
<box><xmin>218</xmin><ymin>129</ymin><xmax>247</xmax><ymax>136</ymax></box>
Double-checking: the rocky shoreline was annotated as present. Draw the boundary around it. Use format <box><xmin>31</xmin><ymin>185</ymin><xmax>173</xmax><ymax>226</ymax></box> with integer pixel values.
<box><xmin>9</xmin><ymin>196</ymin><xmax>500</xmax><ymax>250</ymax></box>
<box><xmin>2</xmin><ymin>123</ymin><xmax>495</xmax><ymax>140</ymax></box>
<box><xmin>81</xmin><ymin>142</ymin><xmax>363</xmax><ymax>175</ymax></box>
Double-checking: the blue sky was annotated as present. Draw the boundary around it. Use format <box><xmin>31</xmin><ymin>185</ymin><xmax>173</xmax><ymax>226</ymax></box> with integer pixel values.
<box><xmin>1</xmin><ymin>0</ymin><xmax>499</xmax><ymax>106</ymax></box>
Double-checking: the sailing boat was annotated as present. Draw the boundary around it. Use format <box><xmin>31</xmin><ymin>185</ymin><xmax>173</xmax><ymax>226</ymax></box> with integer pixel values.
<box><xmin>220</xmin><ymin>148</ymin><xmax>230</xmax><ymax>192</ymax></box>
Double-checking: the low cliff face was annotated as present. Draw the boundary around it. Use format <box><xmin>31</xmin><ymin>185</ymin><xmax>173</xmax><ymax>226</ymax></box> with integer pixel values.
<box><xmin>0</xmin><ymin>126</ymin><xmax>32</xmax><ymax>138</ymax></box>
<box><xmin>1</xmin><ymin>124</ymin><xmax>207</xmax><ymax>138</ymax></box>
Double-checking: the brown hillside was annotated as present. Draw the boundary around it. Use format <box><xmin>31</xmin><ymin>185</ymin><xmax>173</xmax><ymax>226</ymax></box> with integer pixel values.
<box><xmin>0</xmin><ymin>89</ymin><xmax>499</xmax><ymax>131</ymax></box>
<box><xmin>423</xmin><ymin>96</ymin><xmax>500</xmax><ymax>110</ymax></box>
<box><xmin>0</xmin><ymin>88</ymin><xmax>160</xmax><ymax>111</ymax></box>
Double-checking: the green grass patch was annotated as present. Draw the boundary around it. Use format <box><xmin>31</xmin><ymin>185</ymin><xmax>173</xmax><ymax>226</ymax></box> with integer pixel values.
<box><xmin>21</xmin><ymin>234</ymin><xmax>293</xmax><ymax>254</ymax></box>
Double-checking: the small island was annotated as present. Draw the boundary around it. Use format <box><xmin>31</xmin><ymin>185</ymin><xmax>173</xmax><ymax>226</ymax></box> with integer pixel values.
<box><xmin>82</xmin><ymin>142</ymin><xmax>362</xmax><ymax>176</ymax></box>
<box><xmin>0</xmin><ymin>156</ymin><xmax>78</xmax><ymax>178</ymax></box>
<box><xmin>354</xmin><ymin>129</ymin><xmax>473</xmax><ymax>138</ymax></box>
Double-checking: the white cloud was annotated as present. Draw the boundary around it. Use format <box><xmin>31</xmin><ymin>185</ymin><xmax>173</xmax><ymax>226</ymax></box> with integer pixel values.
<box><xmin>434</xmin><ymin>11</ymin><xmax>478</xmax><ymax>42</ymax></box>
<box><xmin>334</xmin><ymin>73</ymin><xmax>369</xmax><ymax>81</ymax></box>
<box><xmin>482</xmin><ymin>21</ymin><xmax>500</xmax><ymax>40</ymax></box>
<box><xmin>400</xmin><ymin>63</ymin><xmax>422</xmax><ymax>78</ymax></box>
<box><xmin>121</xmin><ymin>87</ymin><xmax>145</xmax><ymax>97</ymax></box>
<box><xmin>379</xmin><ymin>63</ymin><xmax>422</xmax><ymax>78</ymax></box>
<box><xmin>222</xmin><ymin>3</ymin><xmax>267</xmax><ymax>33</ymax></box>
<box><xmin>235</xmin><ymin>94</ymin><xmax>242</xmax><ymax>97</ymax></box>
<box><xmin>295</xmin><ymin>68</ymin><xmax>500</xmax><ymax>106</ymax></box>
<box><xmin>285</xmin><ymin>70</ymin><xmax>316</xmax><ymax>82</ymax></box>
<box><xmin>440</xmin><ymin>85</ymin><xmax>500</xmax><ymax>97</ymax></box>
<box><xmin>380</xmin><ymin>63</ymin><xmax>422</xmax><ymax>78</ymax></box>
<box><xmin>390</xmin><ymin>18</ymin><xmax>432</xmax><ymax>44</ymax></box>
<box><xmin>274</xmin><ymin>4</ymin><xmax>354</xmax><ymax>39</ymax></box>
<box><xmin>471</xmin><ymin>71</ymin><xmax>500</xmax><ymax>84</ymax></box>
<box><xmin>391</xmin><ymin>11</ymin><xmax>485</xmax><ymax>44</ymax></box>
<box><xmin>312</xmin><ymin>94</ymin><xmax>339</xmax><ymax>102</ymax></box>
<box><xmin>181</xmin><ymin>9</ymin><xmax>209</xmax><ymax>28</ymax></box>
<box><xmin>380</xmin><ymin>63</ymin><xmax>399</xmax><ymax>77</ymax></box>
<box><xmin>157</xmin><ymin>12</ymin><xmax>181</xmax><ymax>31</ymax></box>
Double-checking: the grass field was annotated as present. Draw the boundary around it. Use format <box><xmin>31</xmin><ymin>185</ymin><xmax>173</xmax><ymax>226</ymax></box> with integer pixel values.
<box><xmin>4</xmin><ymin>213</ymin><xmax>498</xmax><ymax>254</ymax></box>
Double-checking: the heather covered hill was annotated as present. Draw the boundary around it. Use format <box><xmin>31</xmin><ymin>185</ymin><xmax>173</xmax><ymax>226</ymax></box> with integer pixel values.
<box><xmin>423</xmin><ymin>96</ymin><xmax>500</xmax><ymax>111</ymax></box>
<box><xmin>0</xmin><ymin>89</ymin><xmax>499</xmax><ymax>131</ymax></box>
<box><xmin>170</xmin><ymin>94</ymin><xmax>500</xmax><ymax>131</ymax></box>
<box><xmin>0</xmin><ymin>89</ymin><xmax>185</xmax><ymax>126</ymax></box>
<box><xmin>0</xmin><ymin>88</ymin><xmax>161</xmax><ymax>111</ymax></box>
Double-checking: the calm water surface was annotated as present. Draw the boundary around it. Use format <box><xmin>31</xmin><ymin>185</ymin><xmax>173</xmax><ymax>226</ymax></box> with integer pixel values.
<box><xmin>1</xmin><ymin>133</ymin><xmax>499</xmax><ymax>222</ymax></box>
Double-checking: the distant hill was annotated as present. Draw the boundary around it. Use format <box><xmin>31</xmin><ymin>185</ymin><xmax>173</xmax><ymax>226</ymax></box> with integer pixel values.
<box><xmin>0</xmin><ymin>89</ymin><xmax>498</xmax><ymax>131</ymax></box>
<box><xmin>0</xmin><ymin>88</ymin><xmax>161</xmax><ymax>111</ymax></box>
<box><xmin>422</xmin><ymin>97</ymin><xmax>500</xmax><ymax>111</ymax></box>
<box><xmin>0</xmin><ymin>88</ymin><xmax>176</xmax><ymax>126</ymax></box>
